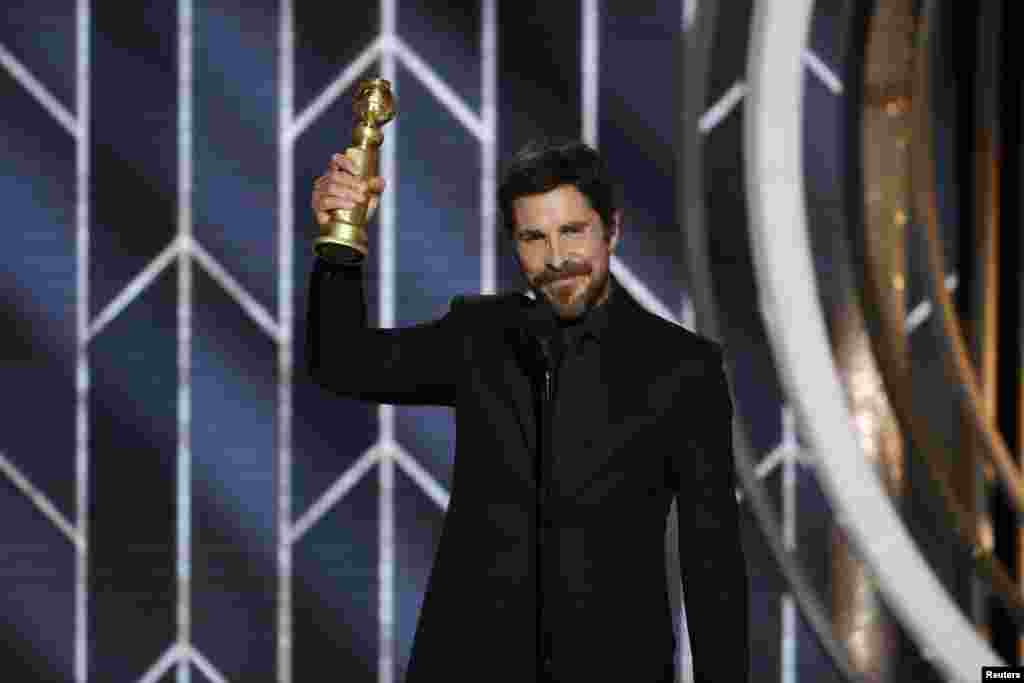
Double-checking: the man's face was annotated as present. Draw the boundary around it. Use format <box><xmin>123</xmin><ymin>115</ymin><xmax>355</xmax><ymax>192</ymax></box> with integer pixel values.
<box><xmin>512</xmin><ymin>184</ymin><xmax>620</xmax><ymax>321</ymax></box>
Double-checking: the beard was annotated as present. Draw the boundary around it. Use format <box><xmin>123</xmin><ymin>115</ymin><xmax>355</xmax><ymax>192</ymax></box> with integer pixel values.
<box><xmin>538</xmin><ymin>267</ymin><xmax>610</xmax><ymax>321</ymax></box>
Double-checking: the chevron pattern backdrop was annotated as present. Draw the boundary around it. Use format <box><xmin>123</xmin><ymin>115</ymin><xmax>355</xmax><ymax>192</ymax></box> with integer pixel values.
<box><xmin>0</xmin><ymin>1</ymin><xmax>956</xmax><ymax>682</ymax></box>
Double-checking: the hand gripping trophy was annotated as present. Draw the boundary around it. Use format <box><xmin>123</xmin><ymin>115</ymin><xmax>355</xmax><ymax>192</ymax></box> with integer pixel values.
<box><xmin>313</xmin><ymin>78</ymin><xmax>395</xmax><ymax>266</ymax></box>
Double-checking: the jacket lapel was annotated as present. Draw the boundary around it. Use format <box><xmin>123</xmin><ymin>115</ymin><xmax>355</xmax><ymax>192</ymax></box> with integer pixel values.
<box><xmin>472</xmin><ymin>299</ymin><xmax>541</xmax><ymax>489</ymax></box>
<box><xmin>499</xmin><ymin>324</ymin><xmax>537</xmax><ymax>463</ymax></box>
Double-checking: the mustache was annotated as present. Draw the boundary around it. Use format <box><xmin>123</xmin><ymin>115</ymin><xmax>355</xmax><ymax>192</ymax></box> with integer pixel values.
<box><xmin>534</xmin><ymin>261</ymin><xmax>592</xmax><ymax>288</ymax></box>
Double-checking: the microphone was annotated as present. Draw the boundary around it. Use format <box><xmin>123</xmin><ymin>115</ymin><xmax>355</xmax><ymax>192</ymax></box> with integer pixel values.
<box><xmin>524</xmin><ymin>311</ymin><xmax>569</xmax><ymax>414</ymax></box>
<box><xmin>521</xmin><ymin>294</ymin><xmax>565</xmax><ymax>373</ymax></box>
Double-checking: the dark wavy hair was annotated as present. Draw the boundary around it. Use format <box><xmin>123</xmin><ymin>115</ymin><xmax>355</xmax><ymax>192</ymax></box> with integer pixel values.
<box><xmin>498</xmin><ymin>138</ymin><xmax>621</xmax><ymax>240</ymax></box>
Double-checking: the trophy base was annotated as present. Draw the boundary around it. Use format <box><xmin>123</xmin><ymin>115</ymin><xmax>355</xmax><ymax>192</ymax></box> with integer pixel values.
<box><xmin>314</xmin><ymin>220</ymin><xmax>368</xmax><ymax>266</ymax></box>
<box><xmin>314</xmin><ymin>240</ymin><xmax>366</xmax><ymax>266</ymax></box>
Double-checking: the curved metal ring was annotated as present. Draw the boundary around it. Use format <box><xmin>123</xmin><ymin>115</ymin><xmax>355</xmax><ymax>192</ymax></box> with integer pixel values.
<box><xmin>677</xmin><ymin>2</ymin><xmax>867</xmax><ymax>678</ymax></box>
<box><xmin>910</xmin><ymin>1</ymin><xmax>1024</xmax><ymax>516</ymax></box>
<box><xmin>743</xmin><ymin>0</ymin><xmax>1001</xmax><ymax>678</ymax></box>
<box><xmin>846</xmin><ymin>0</ymin><xmax>1024</xmax><ymax>629</ymax></box>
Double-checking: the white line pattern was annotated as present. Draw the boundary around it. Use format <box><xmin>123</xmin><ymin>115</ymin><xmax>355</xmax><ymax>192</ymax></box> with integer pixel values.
<box><xmin>289</xmin><ymin>447</ymin><xmax>381</xmax><ymax>545</ymax></box>
<box><xmin>277</xmin><ymin>1</ymin><xmax>296</xmax><ymax>680</ymax></box>
<box><xmin>126</xmin><ymin>4</ymin><xmax>234</xmax><ymax>682</ymax></box>
<box><xmin>582</xmin><ymin>0</ymin><xmax>599</xmax><ymax>147</ymax></box>
<box><xmin>481</xmin><ymin>0</ymin><xmax>498</xmax><ymax>295</ymax></box>
<box><xmin>379</xmin><ymin>7</ymin><xmax>398</xmax><ymax>678</ymax></box>
<box><xmin>610</xmin><ymin>257</ymin><xmax>682</xmax><ymax>325</ymax></box>
<box><xmin>87</xmin><ymin>239</ymin><xmax>180</xmax><ymax>342</ymax></box>
<box><xmin>137</xmin><ymin>644</ymin><xmax>184</xmax><ymax>683</ymax></box>
<box><xmin>700</xmin><ymin>82</ymin><xmax>747</xmax><ymax>134</ymax></box>
<box><xmin>0</xmin><ymin>8</ymin><xmax>92</xmax><ymax>682</ymax></box>
<box><xmin>390</xmin><ymin>35</ymin><xmax>491</xmax><ymax>142</ymax></box>
<box><xmin>189</xmin><ymin>646</ymin><xmax>231</xmax><ymax>683</ymax></box>
<box><xmin>781</xmin><ymin>406</ymin><xmax>798</xmax><ymax>683</ymax></box>
<box><xmin>393</xmin><ymin>443</ymin><xmax>450</xmax><ymax>510</ymax></box>
<box><xmin>802</xmin><ymin>49</ymin><xmax>843</xmax><ymax>94</ymax></box>
<box><xmin>0</xmin><ymin>42</ymin><xmax>78</xmax><ymax>136</ymax></box>
<box><xmin>289</xmin><ymin>37</ymin><xmax>383</xmax><ymax>143</ymax></box>
<box><xmin>0</xmin><ymin>452</ymin><xmax>82</xmax><ymax>548</ymax></box>
<box><xmin>176</xmin><ymin>3</ymin><xmax>195</xmax><ymax>681</ymax></box>
<box><xmin>698</xmin><ymin>50</ymin><xmax>842</xmax><ymax>136</ymax></box>
<box><xmin>75</xmin><ymin>3</ymin><xmax>91</xmax><ymax>680</ymax></box>
<box><xmin>755</xmin><ymin>406</ymin><xmax>804</xmax><ymax>479</ymax></box>
<box><xmin>190</xmin><ymin>238</ymin><xmax>282</xmax><ymax>342</ymax></box>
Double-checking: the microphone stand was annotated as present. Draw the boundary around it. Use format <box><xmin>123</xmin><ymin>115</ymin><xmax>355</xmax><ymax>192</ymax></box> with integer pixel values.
<box><xmin>536</xmin><ymin>340</ymin><xmax>553</xmax><ymax>683</ymax></box>
<box><xmin>524</xmin><ymin>316</ymin><xmax>561</xmax><ymax>683</ymax></box>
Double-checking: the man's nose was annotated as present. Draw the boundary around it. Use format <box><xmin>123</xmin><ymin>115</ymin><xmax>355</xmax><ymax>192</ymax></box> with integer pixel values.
<box><xmin>545</xmin><ymin>236</ymin><xmax>567</xmax><ymax>269</ymax></box>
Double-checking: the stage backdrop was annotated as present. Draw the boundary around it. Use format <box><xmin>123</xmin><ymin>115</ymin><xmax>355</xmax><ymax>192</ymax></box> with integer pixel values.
<box><xmin>0</xmin><ymin>1</ymin><xmax>950</xmax><ymax>682</ymax></box>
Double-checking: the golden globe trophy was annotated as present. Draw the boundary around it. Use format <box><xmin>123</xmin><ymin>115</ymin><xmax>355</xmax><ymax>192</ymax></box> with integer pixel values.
<box><xmin>313</xmin><ymin>78</ymin><xmax>395</xmax><ymax>265</ymax></box>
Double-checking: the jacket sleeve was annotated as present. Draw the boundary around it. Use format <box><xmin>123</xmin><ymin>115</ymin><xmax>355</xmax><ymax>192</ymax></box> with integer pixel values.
<box><xmin>675</xmin><ymin>344</ymin><xmax>749</xmax><ymax>682</ymax></box>
<box><xmin>305</xmin><ymin>256</ymin><xmax>462</xmax><ymax>406</ymax></box>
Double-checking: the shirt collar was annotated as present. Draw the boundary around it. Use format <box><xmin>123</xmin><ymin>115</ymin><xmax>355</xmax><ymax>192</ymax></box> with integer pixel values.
<box><xmin>556</xmin><ymin>276</ymin><xmax>614</xmax><ymax>349</ymax></box>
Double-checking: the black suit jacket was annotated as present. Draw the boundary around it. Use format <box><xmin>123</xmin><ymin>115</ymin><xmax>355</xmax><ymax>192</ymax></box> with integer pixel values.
<box><xmin>306</xmin><ymin>259</ymin><xmax>749</xmax><ymax>683</ymax></box>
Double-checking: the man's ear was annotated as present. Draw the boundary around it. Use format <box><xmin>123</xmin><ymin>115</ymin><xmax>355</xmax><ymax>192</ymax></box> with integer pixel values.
<box><xmin>608</xmin><ymin>209</ymin><xmax>623</xmax><ymax>252</ymax></box>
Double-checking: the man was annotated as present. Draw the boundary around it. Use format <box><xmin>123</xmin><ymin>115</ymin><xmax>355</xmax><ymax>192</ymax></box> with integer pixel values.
<box><xmin>307</xmin><ymin>139</ymin><xmax>748</xmax><ymax>682</ymax></box>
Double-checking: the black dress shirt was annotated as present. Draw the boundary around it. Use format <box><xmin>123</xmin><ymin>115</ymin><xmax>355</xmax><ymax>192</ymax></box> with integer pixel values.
<box><xmin>535</xmin><ymin>281</ymin><xmax>614</xmax><ymax>679</ymax></box>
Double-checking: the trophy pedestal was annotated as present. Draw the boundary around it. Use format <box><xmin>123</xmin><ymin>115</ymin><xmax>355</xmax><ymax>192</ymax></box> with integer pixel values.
<box><xmin>314</xmin><ymin>219</ymin><xmax>369</xmax><ymax>266</ymax></box>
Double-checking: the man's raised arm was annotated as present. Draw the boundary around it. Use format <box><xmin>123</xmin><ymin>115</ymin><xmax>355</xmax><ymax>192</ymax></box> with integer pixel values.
<box><xmin>305</xmin><ymin>150</ymin><xmax>462</xmax><ymax>407</ymax></box>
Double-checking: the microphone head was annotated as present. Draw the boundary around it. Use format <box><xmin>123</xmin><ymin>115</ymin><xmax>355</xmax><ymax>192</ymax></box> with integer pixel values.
<box><xmin>520</xmin><ymin>298</ymin><xmax>565</xmax><ymax>369</ymax></box>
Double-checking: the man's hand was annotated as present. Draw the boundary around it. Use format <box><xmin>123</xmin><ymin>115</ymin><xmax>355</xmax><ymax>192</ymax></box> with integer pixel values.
<box><xmin>311</xmin><ymin>148</ymin><xmax>387</xmax><ymax>227</ymax></box>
